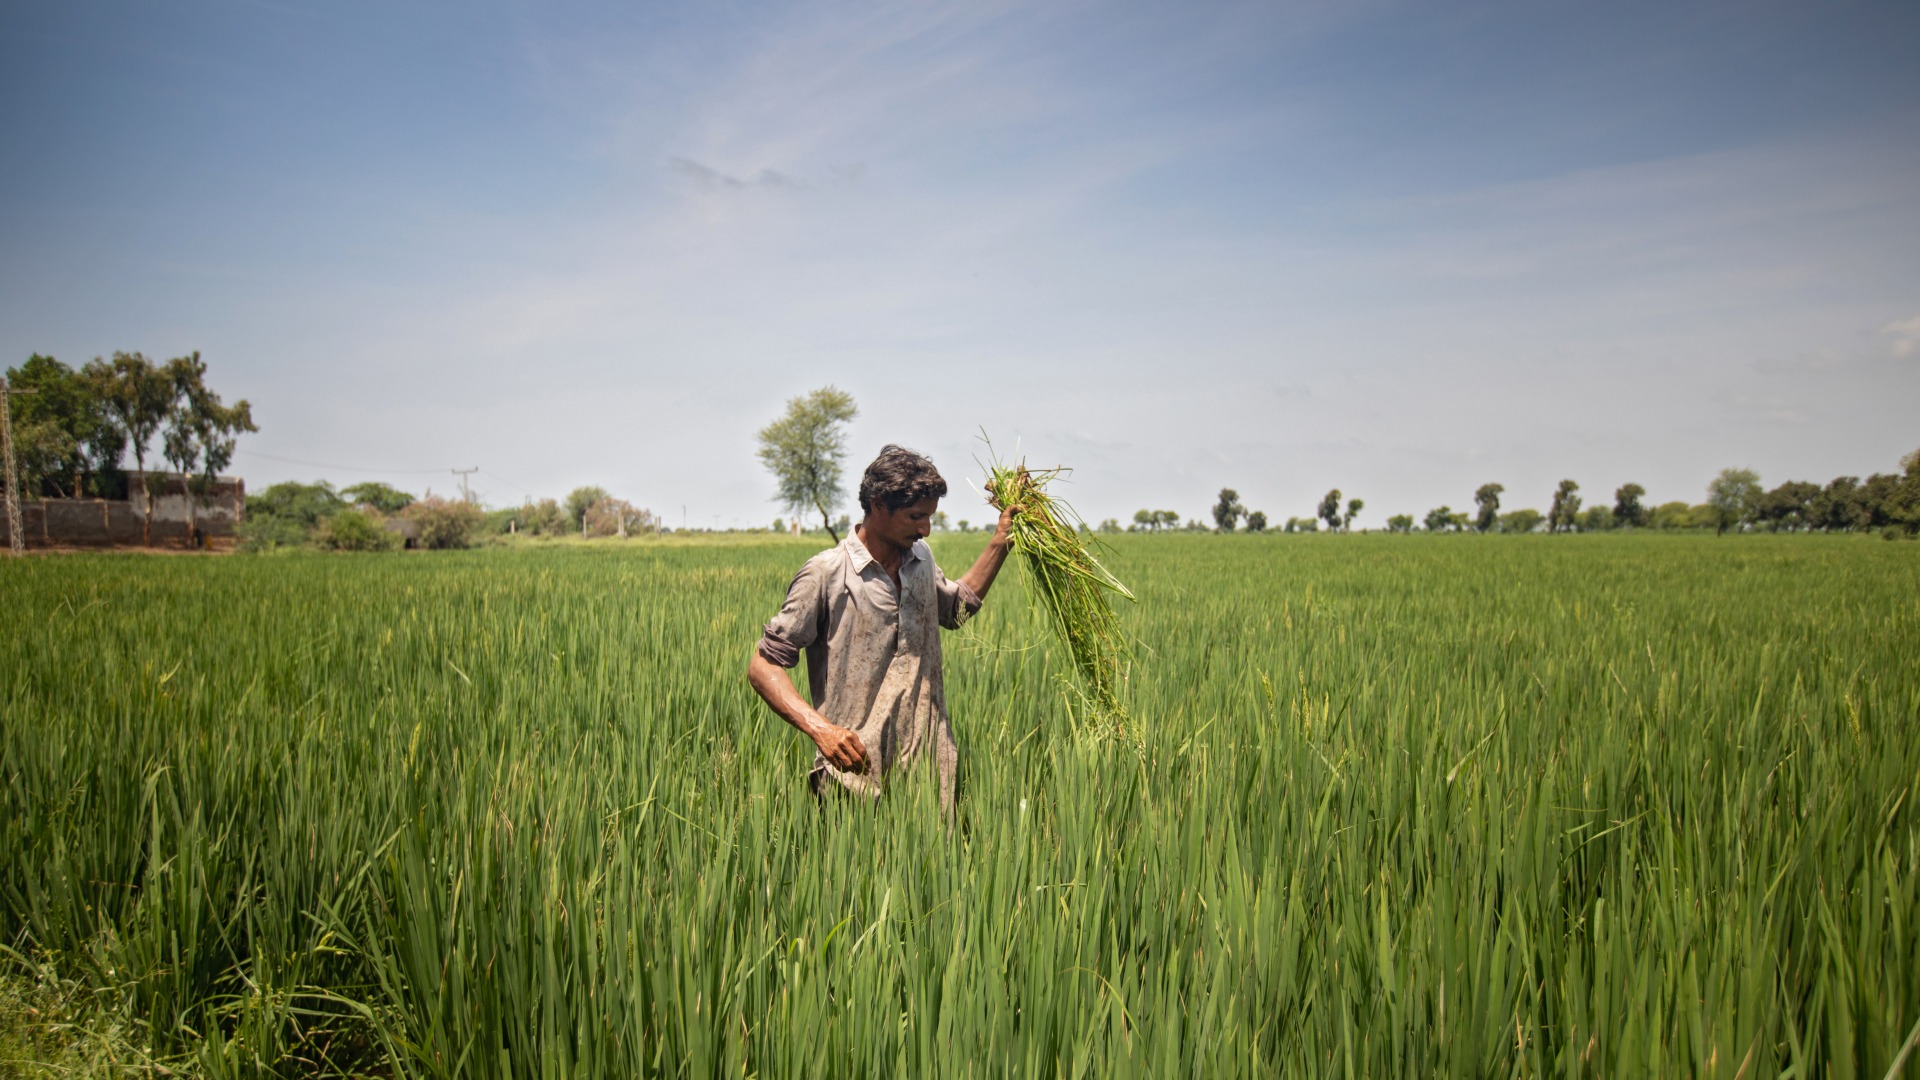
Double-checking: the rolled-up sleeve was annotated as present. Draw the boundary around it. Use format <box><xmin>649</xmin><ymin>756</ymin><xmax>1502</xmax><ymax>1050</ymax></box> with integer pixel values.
<box><xmin>934</xmin><ymin>565</ymin><xmax>983</xmax><ymax>630</ymax></box>
<box><xmin>758</xmin><ymin>560</ymin><xmax>825</xmax><ymax>668</ymax></box>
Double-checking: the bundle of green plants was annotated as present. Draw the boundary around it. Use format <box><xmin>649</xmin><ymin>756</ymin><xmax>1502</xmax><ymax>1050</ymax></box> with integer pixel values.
<box><xmin>984</xmin><ymin>456</ymin><xmax>1136</xmax><ymax>732</ymax></box>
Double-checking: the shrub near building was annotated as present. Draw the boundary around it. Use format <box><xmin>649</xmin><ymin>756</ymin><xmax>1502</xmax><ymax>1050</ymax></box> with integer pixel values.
<box><xmin>238</xmin><ymin>481</ymin><xmax>347</xmax><ymax>551</ymax></box>
<box><xmin>403</xmin><ymin>497</ymin><xmax>483</xmax><ymax>550</ymax></box>
<box><xmin>317</xmin><ymin>509</ymin><xmax>399</xmax><ymax>552</ymax></box>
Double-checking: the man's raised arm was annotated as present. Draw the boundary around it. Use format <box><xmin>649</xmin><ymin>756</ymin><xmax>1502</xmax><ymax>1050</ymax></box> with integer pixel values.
<box><xmin>959</xmin><ymin>502</ymin><xmax>1019</xmax><ymax>602</ymax></box>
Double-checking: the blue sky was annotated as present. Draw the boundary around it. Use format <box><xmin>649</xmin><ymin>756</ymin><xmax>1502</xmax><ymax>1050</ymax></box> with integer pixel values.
<box><xmin>4</xmin><ymin>0</ymin><xmax>1917</xmax><ymax>528</ymax></box>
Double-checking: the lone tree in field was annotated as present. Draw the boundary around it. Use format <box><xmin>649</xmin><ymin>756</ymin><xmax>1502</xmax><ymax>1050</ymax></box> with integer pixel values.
<box><xmin>1613</xmin><ymin>482</ymin><xmax>1648</xmax><ymax>529</ymax></box>
<box><xmin>1707</xmin><ymin>467</ymin><xmax>1762</xmax><ymax>535</ymax></box>
<box><xmin>1474</xmin><ymin>483</ymin><xmax>1504</xmax><ymax>532</ymax></box>
<box><xmin>1548</xmin><ymin>479</ymin><xmax>1582</xmax><ymax>533</ymax></box>
<box><xmin>756</xmin><ymin>385</ymin><xmax>857</xmax><ymax>542</ymax></box>
<box><xmin>1343</xmin><ymin>497</ymin><xmax>1363</xmax><ymax>531</ymax></box>
<box><xmin>1212</xmin><ymin>488</ymin><xmax>1246</xmax><ymax>532</ymax></box>
<box><xmin>1318</xmin><ymin>489</ymin><xmax>1342</xmax><ymax>532</ymax></box>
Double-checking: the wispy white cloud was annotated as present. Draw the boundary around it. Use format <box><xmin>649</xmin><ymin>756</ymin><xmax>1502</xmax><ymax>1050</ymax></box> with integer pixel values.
<box><xmin>1882</xmin><ymin>315</ymin><xmax>1920</xmax><ymax>358</ymax></box>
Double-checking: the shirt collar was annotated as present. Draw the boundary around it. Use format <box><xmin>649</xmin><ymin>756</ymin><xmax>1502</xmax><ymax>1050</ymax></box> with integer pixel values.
<box><xmin>843</xmin><ymin>532</ymin><xmax>876</xmax><ymax>573</ymax></box>
<box><xmin>843</xmin><ymin>531</ymin><xmax>923</xmax><ymax>574</ymax></box>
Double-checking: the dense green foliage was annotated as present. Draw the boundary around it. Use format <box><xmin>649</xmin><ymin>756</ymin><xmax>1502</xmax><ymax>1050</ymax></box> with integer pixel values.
<box><xmin>3</xmin><ymin>354</ymin><xmax>127</xmax><ymax>499</ymax></box>
<box><xmin>341</xmin><ymin>483</ymin><xmax>416</xmax><ymax>515</ymax></box>
<box><xmin>3</xmin><ymin>352</ymin><xmax>252</xmax><ymax>510</ymax></box>
<box><xmin>2</xmin><ymin>535</ymin><xmax>1917</xmax><ymax>1076</ymax></box>
<box><xmin>240</xmin><ymin>480</ymin><xmax>350</xmax><ymax>551</ymax></box>
<box><xmin>405</xmin><ymin>496</ymin><xmax>484</xmax><ymax>550</ymax></box>
<box><xmin>317</xmin><ymin>508</ymin><xmax>401</xmax><ymax>552</ymax></box>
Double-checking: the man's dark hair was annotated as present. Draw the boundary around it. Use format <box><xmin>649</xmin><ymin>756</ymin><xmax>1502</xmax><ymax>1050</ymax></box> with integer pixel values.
<box><xmin>859</xmin><ymin>445</ymin><xmax>948</xmax><ymax>514</ymax></box>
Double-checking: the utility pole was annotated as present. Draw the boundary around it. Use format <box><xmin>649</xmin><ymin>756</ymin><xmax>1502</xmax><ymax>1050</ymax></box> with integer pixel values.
<box><xmin>452</xmin><ymin>467</ymin><xmax>478</xmax><ymax>504</ymax></box>
<box><xmin>1</xmin><ymin>376</ymin><xmax>35</xmax><ymax>557</ymax></box>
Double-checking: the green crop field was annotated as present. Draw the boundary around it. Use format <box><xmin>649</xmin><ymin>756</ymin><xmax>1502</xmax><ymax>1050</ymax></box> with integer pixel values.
<box><xmin>2</xmin><ymin>534</ymin><xmax>1917</xmax><ymax>1077</ymax></box>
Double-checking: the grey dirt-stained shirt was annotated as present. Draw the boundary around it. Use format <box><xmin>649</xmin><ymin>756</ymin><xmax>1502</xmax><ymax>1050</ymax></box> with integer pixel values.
<box><xmin>758</xmin><ymin>533</ymin><xmax>982</xmax><ymax>807</ymax></box>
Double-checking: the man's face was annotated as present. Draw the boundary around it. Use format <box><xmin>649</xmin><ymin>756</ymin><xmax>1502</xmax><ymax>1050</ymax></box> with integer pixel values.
<box><xmin>866</xmin><ymin>497</ymin><xmax>939</xmax><ymax>554</ymax></box>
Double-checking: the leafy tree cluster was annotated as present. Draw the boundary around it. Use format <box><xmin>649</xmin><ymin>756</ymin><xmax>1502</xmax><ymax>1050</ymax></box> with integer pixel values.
<box><xmin>1318</xmin><ymin>489</ymin><xmax>1341</xmax><ymax>531</ymax></box>
<box><xmin>1129</xmin><ymin>509</ymin><xmax>1182</xmax><ymax>532</ymax></box>
<box><xmin>243</xmin><ymin>480</ymin><xmax>428</xmax><ymax>552</ymax></box>
<box><xmin>1727</xmin><ymin>463</ymin><xmax>1920</xmax><ymax>537</ymax></box>
<box><xmin>1500</xmin><ymin>508</ymin><xmax>1544</xmax><ymax>534</ymax></box>
<box><xmin>1315</xmin><ymin>489</ymin><xmax>1363</xmax><ymax>531</ymax></box>
<box><xmin>5</xmin><ymin>351</ymin><xmax>256</xmax><ymax>542</ymax></box>
<box><xmin>1206</xmin><ymin>489</ymin><xmax>1265</xmax><ymax>533</ymax></box>
<box><xmin>5</xmin><ymin>354</ymin><xmax>125</xmax><ymax>500</ymax></box>
<box><xmin>240</xmin><ymin>481</ymin><xmax>349</xmax><ymax>551</ymax></box>
<box><xmin>343</xmin><ymin>482</ymin><xmax>414</xmax><ymax>514</ymax></box>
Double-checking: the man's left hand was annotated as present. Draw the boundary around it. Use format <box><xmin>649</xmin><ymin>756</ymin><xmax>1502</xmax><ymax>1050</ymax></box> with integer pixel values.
<box><xmin>994</xmin><ymin>501</ymin><xmax>1018</xmax><ymax>539</ymax></box>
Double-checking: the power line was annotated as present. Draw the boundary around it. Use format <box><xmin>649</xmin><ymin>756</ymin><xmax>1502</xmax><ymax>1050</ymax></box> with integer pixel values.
<box><xmin>477</xmin><ymin>469</ymin><xmax>539</xmax><ymax>504</ymax></box>
<box><xmin>231</xmin><ymin>448</ymin><xmax>449</xmax><ymax>475</ymax></box>
<box><xmin>451</xmin><ymin>466</ymin><xmax>478</xmax><ymax>504</ymax></box>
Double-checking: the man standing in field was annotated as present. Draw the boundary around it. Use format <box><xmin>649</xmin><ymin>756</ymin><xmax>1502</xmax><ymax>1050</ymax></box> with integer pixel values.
<box><xmin>748</xmin><ymin>445</ymin><xmax>1016</xmax><ymax>809</ymax></box>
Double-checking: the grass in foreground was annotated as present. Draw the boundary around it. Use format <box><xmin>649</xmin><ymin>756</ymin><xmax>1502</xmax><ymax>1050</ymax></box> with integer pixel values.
<box><xmin>1</xmin><ymin>534</ymin><xmax>1917</xmax><ymax>1077</ymax></box>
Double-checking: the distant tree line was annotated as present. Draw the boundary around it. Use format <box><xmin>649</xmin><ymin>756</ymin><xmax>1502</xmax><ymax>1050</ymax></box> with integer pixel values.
<box><xmin>240</xmin><ymin>480</ymin><xmax>662</xmax><ymax>553</ymax></box>
<box><xmin>1401</xmin><ymin>456</ymin><xmax>1919</xmax><ymax>538</ymax></box>
<box><xmin>1126</xmin><ymin>447</ymin><xmax>1920</xmax><ymax>541</ymax></box>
